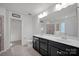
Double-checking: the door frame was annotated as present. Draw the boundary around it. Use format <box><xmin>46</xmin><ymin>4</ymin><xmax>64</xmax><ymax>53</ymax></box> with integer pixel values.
<box><xmin>0</xmin><ymin>15</ymin><xmax>4</xmax><ymax>51</ymax></box>
<box><xmin>10</xmin><ymin>18</ymin><xmax>22</xmax><ymax>44</ymax></box>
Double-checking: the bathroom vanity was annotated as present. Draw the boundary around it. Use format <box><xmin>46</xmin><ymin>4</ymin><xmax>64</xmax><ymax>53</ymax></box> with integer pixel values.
<box><xmin>33</xmin><ymin>4</ymin><xmax>79</xmax><ymax>56</ymax></box>
<box><xmin>33</xmin><ymin>35</ymin><xmax>79</xmax><ymax>56</ymax></box>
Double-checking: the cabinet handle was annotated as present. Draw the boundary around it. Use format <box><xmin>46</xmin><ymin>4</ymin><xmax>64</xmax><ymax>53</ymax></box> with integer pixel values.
<box><xmin>57</xmin><ymin>51</ymin><xmax>62</xmax><ymax>54</ymax></box>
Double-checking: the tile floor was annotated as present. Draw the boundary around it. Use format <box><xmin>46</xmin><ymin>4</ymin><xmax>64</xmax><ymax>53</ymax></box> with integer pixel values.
<box><xmin>0</xmin><ymin>40</ymin><xmax>41</xmax><ymax>56</ymax></box>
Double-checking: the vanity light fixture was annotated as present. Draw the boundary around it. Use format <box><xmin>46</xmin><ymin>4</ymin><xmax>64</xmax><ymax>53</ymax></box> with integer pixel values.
<box><xmin>55</xmin><ymin>3</ymin><xmax>62</xmax><ymax>11</ymax></box>
<box><xmin>61</xmin><ymin>3</ymin><xmax>74</xmax><ymax>8</ymax></box>
<box><xmin>55</xmin><ymin>3</ymin><xmax>74</xmax><ymax>12</ymax></box>
<box><xmin>38</xmin><ymin>11</ymin><xmax>48</xmax><ymax>19</ymax></box>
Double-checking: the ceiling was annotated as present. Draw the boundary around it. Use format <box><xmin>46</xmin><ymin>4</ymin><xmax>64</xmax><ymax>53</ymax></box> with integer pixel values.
<box><xmin>0</xmin><ymin>3</ymin><xmax>56</xmax><ymax>16</ymax></box>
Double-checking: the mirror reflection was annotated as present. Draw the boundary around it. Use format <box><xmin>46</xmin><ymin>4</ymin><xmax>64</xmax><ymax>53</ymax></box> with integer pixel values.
<box><xmin>40</xmin><ymin>3</ymin><xmax>78</xmax><ymax>40</ymax></box>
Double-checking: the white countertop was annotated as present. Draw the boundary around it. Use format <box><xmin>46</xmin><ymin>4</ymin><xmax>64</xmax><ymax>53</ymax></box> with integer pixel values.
<box><xmin>34</xmin><ymin>34</ymin><xmax>79</xmax><ymax>48</ymax></box>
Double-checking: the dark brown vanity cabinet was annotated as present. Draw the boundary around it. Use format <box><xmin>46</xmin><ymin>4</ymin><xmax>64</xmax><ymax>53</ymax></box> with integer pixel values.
<box><xmin>33</xmin><ymin>36</ymin><xmax>79</xmax><ymax>56</ymax></box>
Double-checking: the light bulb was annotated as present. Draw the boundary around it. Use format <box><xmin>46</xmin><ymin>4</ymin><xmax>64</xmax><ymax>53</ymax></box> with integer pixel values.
<box><xmin>38</xmin><ymin>11</ymin><xmax>48</xmax><ymax>19</ymax></box>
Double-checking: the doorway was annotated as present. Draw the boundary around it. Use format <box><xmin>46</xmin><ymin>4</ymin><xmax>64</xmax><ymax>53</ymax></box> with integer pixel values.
<box><xmin>10</xmin><ymin>19</ymin><xmax>22</xmax><ymax>46</ymax></box>
<box><xmin>0</xmin><ymin>16</ymin><xmax>4</xmax><ymax>51</ymax></box>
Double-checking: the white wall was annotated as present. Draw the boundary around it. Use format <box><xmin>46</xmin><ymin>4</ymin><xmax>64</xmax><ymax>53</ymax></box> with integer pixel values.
<box><xmin>76</xmin><ymin>4</ymin><xmax>79</xmax><ymax>38</ymax></box>
<box><xmin>78</xmin><ymin>9</ymin><xmax>79</xmax><ymax>38</ymax></box>
<box><xmin>32</xmin><ymin>15</ymin><xmax>41</xmax><ymax>35</ymax></box>
<box><xmin>77</xmin><ymin>8</ymin><xmax>79</xmax><ymax>38</ymax></box>
<box><xmin>22</xmin><ymin>15</ymin><xmax>33</xmax><ymax>45</ymax></box>
<box><xmin>65</xmin><ymin>15</ymin><xmax>78</xmax><ymax>37</ymax></box>
<box><xmin>0</xmin><ymin>7</ymin><xmax>10</xmax><ymax>50</ymax></box>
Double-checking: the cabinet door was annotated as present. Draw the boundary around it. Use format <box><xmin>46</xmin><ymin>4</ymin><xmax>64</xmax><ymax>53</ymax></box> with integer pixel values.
<box><xmin>33</xmin><ymin>36</ymin><xmax>39</xmax><ymax>51</ymax></box>
<box><xmin>40</xmin><ymin>42</ymin><xmax>47</xmax><ymax>51</ymax></box>
<box><xmin>33</xmin><ymin>37</ymin><xmax>36</xmax><ymax>48</ymax></box>
<box><xmin>48</xmin><ymin>45</ymin><xmax>59</xmax><ymax>56</ymax></box>
<box><xmin>40</xmin><ymin>38</ymin><xmax>48</xmax><ymax>51</ymax></box>
<box><xmin>35</xmin><ymin>40</ymin><xmax>39</xmax><ymax>51</ymax></box>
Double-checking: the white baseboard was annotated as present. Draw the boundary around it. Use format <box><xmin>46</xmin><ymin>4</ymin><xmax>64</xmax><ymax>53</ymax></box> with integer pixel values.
<box><xmin>0</xmin><ymin>46</ymin><xmax>11</xmax><ymax>54</ymax></box>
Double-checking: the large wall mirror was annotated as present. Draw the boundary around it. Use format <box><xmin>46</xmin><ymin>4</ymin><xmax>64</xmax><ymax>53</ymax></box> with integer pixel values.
<box><xmin>40</xmin><ymin>3</ymin><xmax>78</xmax><ymax>40</ymax></box>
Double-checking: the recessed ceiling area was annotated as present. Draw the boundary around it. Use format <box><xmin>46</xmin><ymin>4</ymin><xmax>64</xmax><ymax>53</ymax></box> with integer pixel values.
<box><xmin>0</xmin><ymin>3</ymin><xmax>56</xmax><ymax>16</ymax></box>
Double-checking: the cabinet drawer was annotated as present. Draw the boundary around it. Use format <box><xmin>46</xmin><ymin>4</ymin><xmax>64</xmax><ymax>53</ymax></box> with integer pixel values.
<box><xmin>49</xmin><ymin>40</ymin><xmax>66</xmax><ymax>50</ymax></box>
<box><xmin>49</xmin><ymin>40</ymin><xmax>77</xmax><ymax>50</ymax></box>
<box><xmin>33</xmin><ymin>36</ymin><xmax>39</xmax><ymax>40</ymax></box>
<box><xmin>49</xmin><ymin>40</ymin><xmax>79</xmax><ymax>55</ymax></box>
<box><xmin>40</xmin><ymin>38</ymin><xmax>48</xmax><ymax>43</ymax></box>
<box><xmin>48</xmin><ymin>45</ymin><xmax>69</xmax><ymax>56</ymax></box>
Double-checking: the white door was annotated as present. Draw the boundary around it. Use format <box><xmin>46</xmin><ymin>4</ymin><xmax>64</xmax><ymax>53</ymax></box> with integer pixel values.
<box><xmin>10</xmin><ymin>19</ymin><xmax>22</xmax><ymax>42</ymax></box>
